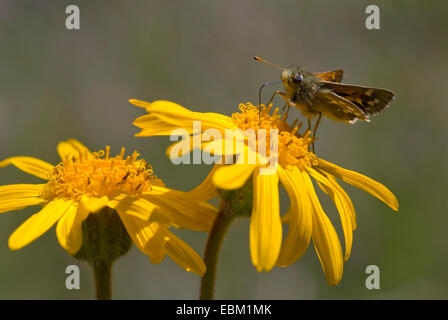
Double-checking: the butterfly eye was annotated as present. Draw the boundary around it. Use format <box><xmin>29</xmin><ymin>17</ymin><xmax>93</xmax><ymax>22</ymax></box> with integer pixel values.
<box><xmin>293</xmin><ymin>74</ymin><xmax>303</xmax><ymax>84</ymax></box>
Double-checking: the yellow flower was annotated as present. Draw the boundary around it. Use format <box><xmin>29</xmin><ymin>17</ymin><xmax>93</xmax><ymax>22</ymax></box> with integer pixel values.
<box><xmin>131</xmin><ymin>99</ymin><xmax>399</xmax><ymax>285</ymax></box>
<box><xmin>0</xmin><ymin>139</ymin><xmax>217</xmax><ymax>276</ymax></box>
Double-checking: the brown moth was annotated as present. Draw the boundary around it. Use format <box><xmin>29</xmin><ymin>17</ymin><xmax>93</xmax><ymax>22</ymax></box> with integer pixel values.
<box><xmin>254</xmin><ymin>56</ymin><xmax>395</xmax><ymax>148</ymax></box>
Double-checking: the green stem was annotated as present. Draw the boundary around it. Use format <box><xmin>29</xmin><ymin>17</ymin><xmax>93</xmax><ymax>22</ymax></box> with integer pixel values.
<box><xmin>200</xmin><ymin>204</ymin><xmax>234</xmax><ymax>300</ymax></box>
<box><xmin>93</xmin><ymin>260</ymin><xmax>113</xmax><ymax>300</ymax></box>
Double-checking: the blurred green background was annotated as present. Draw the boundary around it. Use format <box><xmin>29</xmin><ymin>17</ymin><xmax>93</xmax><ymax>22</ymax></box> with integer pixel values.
<box><xmin>0</xmin><ymin>0</ymin><xmax>447</xmax><ymax>299</ymax></box>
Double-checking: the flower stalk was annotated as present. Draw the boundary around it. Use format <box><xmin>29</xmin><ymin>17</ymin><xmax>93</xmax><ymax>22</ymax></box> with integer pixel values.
<box><xmin>200</xmin><ymin>203</ymin><xmax>234</xmax><ymax>300</ymax></box>
<box><xmin>92</xmin><ymin>260</ymin><xmax>113</xmax><ymax>300</ymax></box>
<box><xmin>200</xmin><ymin>181</ymin><xmax>253</xmax><ymax>300</ymax></box>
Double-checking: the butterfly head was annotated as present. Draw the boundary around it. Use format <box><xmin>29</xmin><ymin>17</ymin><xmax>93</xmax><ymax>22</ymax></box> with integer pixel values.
<box><xmin>281</xmin><ymin>67</ymin><xmax>305</xmax><ymax>92</ymax></box>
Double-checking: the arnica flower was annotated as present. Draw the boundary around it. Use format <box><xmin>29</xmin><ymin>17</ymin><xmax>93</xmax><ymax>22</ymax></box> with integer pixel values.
<box><xmin>0</xmin><ymin>139</ymin><xmax>217</xmax><ymax>276</ymax></box>
<box><xmin>130</xmin><ymin>99</ymin><xmax>399</xmax><ymax>285</ymax></box>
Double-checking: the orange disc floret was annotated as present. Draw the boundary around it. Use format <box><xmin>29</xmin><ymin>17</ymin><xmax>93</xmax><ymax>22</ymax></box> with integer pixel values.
<box><xmin>41</xmin><ymin>146</ymin><xmax>164</xmax><ymax>201</ymax></box>
<box><xmin>231</xmin><ymin>102</ymin><xmax>314</xmax><ymax>167</ymax></box>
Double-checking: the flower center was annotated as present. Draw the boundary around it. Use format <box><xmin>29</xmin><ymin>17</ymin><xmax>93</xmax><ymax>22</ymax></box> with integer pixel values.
<box><xmin>41</xmin><ymin>147</ymin><xmax>164</xmax><ymax>201</ymax></box>
<box><xmin>231</xmin><ymin>103</ymin><xmax>316</xmax><ymax>168</ymax></box>
<box><xmin>278</xmin><ymin>130</ymin><xmax>317</xmax><ymax>169</ymax></box>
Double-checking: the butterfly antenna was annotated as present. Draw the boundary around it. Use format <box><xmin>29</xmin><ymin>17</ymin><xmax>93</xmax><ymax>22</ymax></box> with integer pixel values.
<box><xmin>253</xmin><ymin>56</ymin><xmax>286</xmax><ymax>71</ymax></box>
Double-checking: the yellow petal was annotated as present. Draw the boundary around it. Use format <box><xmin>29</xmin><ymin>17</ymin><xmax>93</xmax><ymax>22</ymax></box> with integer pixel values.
<box><xmin>133</xmin><ymin>114</ymin><xmax>159</xmax><ymax>129</ymax></box>
<box><xmin>80</xmin><ymin>195</ymin><xmax>109</xmax><ymax>213</ymax></box>
<box><xmin>0</xmin><ymin>156</ymin><xmax>54</xmax><ymax>180</ymax></box>
<box><xmin>327</xmin><ymin>174</ymin><xmax>357</xmax><ymax>230</ymax></box>
<box><xmin>108</xmin><ymin>194</ymin><xmax>157</xmax><ymax>220</ymax></box>
<box><xmin>164</xmin><ymin>131</ymin><xmax>247</xmax><ymax>162</ymax></box>
<box><xmin>250</xmin><ymin>168</ymin><xmax>282</xmax><ymax>272</ymax></box>
<box><xmin>165</xmin><ymin>134</ymin><xmax>247</xmax><ymax>162</ymax></box>
<box><xmin>57</xmin><ymin>139</ymin><xmax>90</xmax><ymax>160</ymax></box>
<box><xmin>281</xmin><ymin>210</ymin><xmax>292</xmax><ymax>223</ymax></box>
<box><xmin>316</xmin><ymin>158</ymin><xmax>399</xmax><ymax>211</ymax></box>
<box><xmin>56</xmin><ymin>202</ymin><xmax>88</xmax><ymax>255</ymax></box>
<box><xmin>144</xmin><ymin>186</ymin><xmax>217</xmax><ymax>231</ymax></box>
<box><xmin>0</xmin><ymin>184</ymin><xmax>46</xmax><ymax>214</ymax></box>
<box><xmin>302</xmin><ymin>173</ymin><xmax>343</xmax><ymax>286</ymax></box>
<box><xmin>276</xmin><ymin>166</ymin><xmax>312</xmax><ymax>267</ymax></box>
<box><xmin>117</xmin><ymin>211</ymin><xmax>168</xmax><ymax>264</ymax></box>
<box><xmin>162</xmin><ymin>225</ymin><xmax>206</xmax><ymax>276</ymax></box>
<box><xmin>202</xmin><ymin>136</ymin><xmax>248</xmax><ymax>157</ymax></box>
<box><xmin>186</xmin><ymin>165</ymin><xmax>219</xmax><ymax>201</ymax></box>
<box><xmin>133</xmin><ymin>114</ymin><xmax>189</xmax><ymax>136</ymax></box>
<box><xmin>212</xmin><ymin>163</ymin><xmax>256</xmax><ymax>190</ymax></box>
<box><xmin>165</xmin><ymin>134</ymin><xmax>194</xmax><ymax>159</ymax></box>
<box><xmin>141</xmin><ymin>100</ymin><xmax>236</xmax><ymax>132</ymax></box>
<box><xmin>129</xmin><ymin>99</ymin><xmax>151</xmax><ymax>109</ymax></box>
<box><xmin>0</xmin><ymin>184</ymin><xmax>45</xmax><ymax>199</ymax></box>
<box><xmin>9</xmin><ymin>199</ymin><xmax>73</xmax><ymax>250</ymax></box>
<box><xmin>0</xmin><ymin>197</ymin><xmax>46</xmax><ymax>214</ymax></box>
<box><xmin>309</xmin><ymin>168</ymin><xmax>354</xmax><ymax>261</ymax></box>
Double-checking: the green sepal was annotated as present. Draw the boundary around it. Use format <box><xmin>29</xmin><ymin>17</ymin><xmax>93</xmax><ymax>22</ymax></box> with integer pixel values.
<box><xmin>74</xmin><ymin>207</ymin><xmax>132</xmax><ymax>265</ymax></box>
<box><xmin>218</xmin><ymin>178</ymin><xmax>253</xmax><ymax>218</ymax></box>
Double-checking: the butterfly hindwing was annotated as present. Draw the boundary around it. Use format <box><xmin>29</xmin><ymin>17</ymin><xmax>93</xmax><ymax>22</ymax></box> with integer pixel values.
<box><xmin>319</xmin><ymin>81</ymin><xmax>395</xmax><ymax>115</ymax></box>
<box><xmin>315</xmin><ymin>89</ymin><xmax>368</xmax><ymax>123</ymax></box>
<box><xmin>313</xmin><ymin>70</ymin><xmax>344</xmax><ymax>83</ymax></box>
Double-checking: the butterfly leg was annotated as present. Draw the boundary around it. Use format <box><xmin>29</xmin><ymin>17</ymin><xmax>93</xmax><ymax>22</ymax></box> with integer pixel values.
<box><xmin>311</xmin><ymin>112</ymin><xmax>322</xmax><ymax>153</ymax></box>
<box><xmin>264</xmin><ymin>90</ymin><xmax>283</xmax><ymax>108</ymax></box>
<box><xmin>307</xmin><ymin>119</ymin><xmax>312</xmax><ymax>152</ymax></box>
<box><xmin>281</xmin><ymin>103</ymin><xmax>289</xmax><ymax>113</ymax></box>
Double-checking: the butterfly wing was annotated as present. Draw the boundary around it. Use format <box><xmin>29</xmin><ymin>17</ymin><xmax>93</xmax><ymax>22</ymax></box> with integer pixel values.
<box><xmin>315</xmin><ymin>89</ymin><xmax>369</xmax><ymax>123</ymax></box>
<box><xmin>313</xmin><ymin>70</ymin><xmax>344</xmax><ymax>83</ymax></box>
<box><xmin>319</xmin><ymin>81</ymin><xmax>395</xmax><ymax>116</ymax></box>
